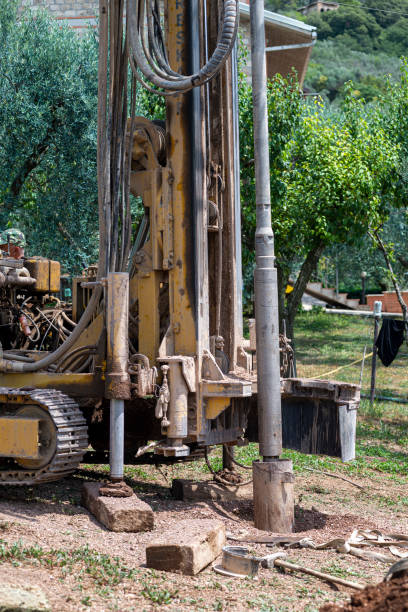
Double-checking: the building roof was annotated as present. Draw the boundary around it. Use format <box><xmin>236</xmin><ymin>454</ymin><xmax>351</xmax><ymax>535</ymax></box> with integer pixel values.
<box><xmin>239</xmin><ymin>2</ymin><xmax>316</xmax><ymax>38</ymax></box>
<box><xmin>56</xmin><ymin>4</ymin><xmax>317</xmax><ymax>40</ymax></box>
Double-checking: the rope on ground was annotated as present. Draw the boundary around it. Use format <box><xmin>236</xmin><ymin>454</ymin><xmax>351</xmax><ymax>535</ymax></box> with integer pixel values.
<box><xmin>314</xmin><ymin>351</ymin><xmax>373</xmax><ymax>379</ymax></box>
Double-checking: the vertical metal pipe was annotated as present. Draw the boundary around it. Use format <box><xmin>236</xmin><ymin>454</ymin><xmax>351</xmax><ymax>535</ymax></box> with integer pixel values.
<box><xmin>190</xmin><ymin>0</ymin><xmax>209</xmax><ymax>355</ymax></box>
<box><xmin>106</xmin><ymin>272</ymin><xmax>130</xmax><ymax>481</ymax></box>
<box><xmin>232</xmin><ymin>41</ymin><xmax>244</xmax><ymax>338</ymax></box>
<box><xmin>250</xmin><ymin>0</ymin><xmax>282</xmax><ymax>459</ymax></box>
<box><xmin>110</xmin><ymin>399</ymin><xmax>124</xmax><ymax>479</ymax></box>
<box><xmin>370</xmin><ymin>300</ymin><xmax>382</xmax><ymax>407</ymax></box>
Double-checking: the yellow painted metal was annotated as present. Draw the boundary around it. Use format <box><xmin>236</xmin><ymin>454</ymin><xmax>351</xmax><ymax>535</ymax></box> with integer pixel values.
<box><xmin>0</xmin><ymin>373</ymin><xmax>104</xmax><ymax>397</ymax></box>
<box><xmin>205</xmin><ymin>398</ymin><xmax>230</xmax><ymax>420</ymax></box>
<box><xmin>49</xmin><ymin>260</ymin><xmax>60</xmax><ymax>292</ymax></box>
<box><xmin>25</xmin><ymin>258</ymin><xmax>60</xmax><ymax>293</ymax></box>
<box><xmin>0</xmin><ymin>417</ymin><xmax>39</xmax><ymax>459</ymax></box>
<box><xmin>165</xmin><ymin>0</ymin><xmax>197</xmax><ymax>356</ymax></box>
<box><xmin>105</xmin><ymin>273</ymin><xmax>131</xmax><ymax>399</ymax></box>
<box><xmin>130</xmin><ymin>167</ymin><xmax>163</xmax><ymax>269</ymax></box>
<box><xmin>202</xmin><ymin>380</ymin><xmax>253</xmax><ymax>397</ymax></box>
<box><xmin>129</xmin><ymin>129</ymin><xmax>165</xmax><ymax>364</ymax></box>
<box><xmin>70</xmin><ymin>312</ymin><xmax>104</xmax><ymax>353</ymax></box>
<box><xmin>138</xmin><ymin>272</ymin><xmax>162</xmax><ymax>365</ymax></box>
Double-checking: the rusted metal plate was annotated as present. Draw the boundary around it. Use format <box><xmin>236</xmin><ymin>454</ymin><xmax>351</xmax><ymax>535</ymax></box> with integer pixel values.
<box><xmin>247</xmin><ymin>379</ymin><xmax>359</xmax><ymax>461</ymax></box>
<box><xmin>202</xmin><ymin>379</ymin><xmax>252</xmax><ymax>397</ymax></box>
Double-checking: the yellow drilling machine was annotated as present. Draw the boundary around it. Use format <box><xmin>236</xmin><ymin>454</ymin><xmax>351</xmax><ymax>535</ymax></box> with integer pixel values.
<box><xmin>0</xmin><ymin>0</ymin><xmax>359</xmax><ymax>531</ymax></box>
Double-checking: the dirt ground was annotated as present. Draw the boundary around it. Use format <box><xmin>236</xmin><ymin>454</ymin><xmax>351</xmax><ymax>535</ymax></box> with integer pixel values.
<box><xmin>0</xmin><ymin>464</ymin><xmax>406</xmax><ymax>612</ymax></box>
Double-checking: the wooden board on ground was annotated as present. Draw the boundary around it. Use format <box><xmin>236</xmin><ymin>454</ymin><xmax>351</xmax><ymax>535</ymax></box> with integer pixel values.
<box><xmin>171</xmin><ymin>478</ymin><xmax>253</xmax><ymax>501</ymax></box>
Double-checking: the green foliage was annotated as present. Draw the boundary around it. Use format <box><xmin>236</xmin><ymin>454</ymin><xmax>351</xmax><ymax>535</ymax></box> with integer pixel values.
<box><xmin>305</xmin><ymin>41</ymin><xmax>400</xmax><ymax>103</ymax></box>
<box><xmin>0</xmin><ymin>540</ymin><xmax>138</xmax><ymax>586</ymax></box>
<box><xmin>283</xmin><ymin>94</ymin><xmax>398</xmax><ymax>246</ymax></box>
<box><xmin>292</xmin><ymin>2</ymin><xmax>408</xmax><ymax>103</ymax></box>
<box><xmin>239</xmin><ymin>67</ymin><xmax>304</xmax><ymax>310</ymax></box>
<box><xmin>320</xmin><ymin>62</ymin><xmax>408</xmax><ymax>292</ymax></box>
<box><xmin>239</xmin><ymin>66</ymin><xmax>401</xmax><ymax>321</ymax></box>
<box><xmin>307</xmin><ymin>6</ymin><xmax>381</xmax><ymax>52</ymax></box>
<box><xmin>0</xmin><ymin>0</ymin><xmax>99</xmax><ymax>272</ymax></box>
<box><xmin>141</xmin><ymin>585</ymin><xmax>178</xmax><ymax>605</ymax></box>
<box><xmin>379</xmin><ymin>18</ymin><xmax>408</xmax><ymax>57</ymax></box>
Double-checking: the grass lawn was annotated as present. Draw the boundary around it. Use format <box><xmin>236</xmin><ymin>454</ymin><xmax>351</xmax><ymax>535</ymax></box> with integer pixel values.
<box><xmin>295</xmin><ymin>308</ymin><xmax>408</xmax><ymax>400</ymax></box>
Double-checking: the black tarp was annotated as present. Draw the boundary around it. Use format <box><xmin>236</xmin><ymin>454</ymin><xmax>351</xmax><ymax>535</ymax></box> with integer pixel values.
<box><xmin>376</xmin><ymin>319</ymin><xmax>405</xmax><ymax>367</ymax></box>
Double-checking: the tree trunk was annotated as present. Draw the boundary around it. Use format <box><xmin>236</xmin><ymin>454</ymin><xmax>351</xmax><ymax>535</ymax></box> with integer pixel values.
<box><xmin>276</xmin><ymin>261</ymin><xmax>288</xmax><ymax>334</ymax></box>
<box><xmin>285</xmin><ymin>242</ymin><xmax>325</xmax><ymax>345</ymax></box>
<box><xmin>7</xmin><ymin>113</ymin><xmax>61</xmax><ymax>205</ymax></box>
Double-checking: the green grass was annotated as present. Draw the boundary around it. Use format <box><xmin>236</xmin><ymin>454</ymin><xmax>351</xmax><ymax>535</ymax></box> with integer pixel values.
<box><xmin>295</xmin><ymin>310</ymin><xmax>408</xmax><ymax>399</ymax></box>
<box><xmin>141</xmin><ymin>585</ymin><xmax>178</xmax><ymax>605</ymax></box>
<box><xmin>212</xmin><ymin>311</ymin><xmax>408</xmax><ymax>488</ymax></box>
<box><xmin>0</xmin><ymin>540</ymin><xmax>138</xmax><ymax>587</ymax></box>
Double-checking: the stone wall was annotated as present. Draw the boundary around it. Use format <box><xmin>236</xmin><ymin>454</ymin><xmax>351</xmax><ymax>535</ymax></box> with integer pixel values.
<box><xmin>20</xmin><ymin>0</ymin><xmax>98</xmax><ymax>18</ymax></box>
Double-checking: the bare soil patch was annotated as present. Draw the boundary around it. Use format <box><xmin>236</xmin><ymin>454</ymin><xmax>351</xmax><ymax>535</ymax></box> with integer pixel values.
<box><xmin>321</xmin><ymin>576</ymin><xmax>408</xmax><ymax>612</ymax></box>
<box><xmin>0</xmin><ymin>466</ymin><xmax>406</xmax><ymax>611</ymax></box>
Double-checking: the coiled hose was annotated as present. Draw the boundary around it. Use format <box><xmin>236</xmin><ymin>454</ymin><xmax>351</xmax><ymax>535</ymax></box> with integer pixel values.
<box><xmin>127</xmin><ymin>0</ymin><xmax>238</xmax><ymax>94</ymax></box>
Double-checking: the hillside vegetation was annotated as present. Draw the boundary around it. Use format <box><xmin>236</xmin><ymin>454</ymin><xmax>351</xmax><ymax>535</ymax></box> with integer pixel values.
<box><xmin>266</xmin><ymin>0</ymin><xmax>408</xmax><ymax>101</ymax></box>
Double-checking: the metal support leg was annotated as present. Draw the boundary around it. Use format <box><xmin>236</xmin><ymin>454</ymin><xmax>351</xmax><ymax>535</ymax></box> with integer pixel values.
<box><xmin>105</xmin><ymin>272</ymin><xmax>131</xmax><ymax>485</ymax></box>
<box><xmin>370</xmin><ymin>301</ymin><xmax>382</xmax><ymax>407</ymax></box>
<box><xmin>110</xmin><ymin>399</ymin><xmax>125</xmax><ymax>480</ymax></box>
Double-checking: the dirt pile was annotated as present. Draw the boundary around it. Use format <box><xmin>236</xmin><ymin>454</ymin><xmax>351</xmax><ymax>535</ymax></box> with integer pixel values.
<box><xmin>320</xmin><ymin>576</ymin><xmax>408</xmax><ymax>612</ymax></box>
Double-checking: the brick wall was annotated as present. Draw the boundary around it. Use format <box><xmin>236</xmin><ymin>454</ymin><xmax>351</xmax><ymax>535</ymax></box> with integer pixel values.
<box><xmin>366</xmin><ymin>291</ymin><xmax>408</xmax><ymax>313</ymax></box>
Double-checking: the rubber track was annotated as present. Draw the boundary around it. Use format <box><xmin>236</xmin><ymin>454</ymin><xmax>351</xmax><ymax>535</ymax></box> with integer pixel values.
<box><xmin>0</xmin><ymin>387</ymin><xmax>88</xmax><ymax>485</ymax></box>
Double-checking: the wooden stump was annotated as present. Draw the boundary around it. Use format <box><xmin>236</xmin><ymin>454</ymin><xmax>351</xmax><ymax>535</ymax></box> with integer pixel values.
<box><xmin>253</xmin><ymin>459</ymin><xmax>294</xmax><ymax>532</ymax></box>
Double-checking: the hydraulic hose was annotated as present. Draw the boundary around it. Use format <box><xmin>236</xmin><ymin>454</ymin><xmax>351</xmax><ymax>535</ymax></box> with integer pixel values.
<box><xmin>0</xmin><ymin>286</ymin><xmax>102</xmax><ymax>372</ymax></box>
<box><xmin>127</xmin><ymin>0</ymin><xmax>238</xmax><ymax>94</ymax></box>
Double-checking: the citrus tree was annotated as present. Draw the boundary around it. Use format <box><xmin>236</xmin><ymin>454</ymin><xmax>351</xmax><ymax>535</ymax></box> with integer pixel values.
<box><xmin>239</xmin><ymin>73</ymin><xmax>401</xmax><ymax>341</ymax></box>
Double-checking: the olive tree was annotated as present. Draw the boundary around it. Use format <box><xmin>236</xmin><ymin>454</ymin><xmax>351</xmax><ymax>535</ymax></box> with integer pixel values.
<box><xmin>0</xmin><ymin>1</ymin><xmax>99</xmax><ymax>271</ymax></box>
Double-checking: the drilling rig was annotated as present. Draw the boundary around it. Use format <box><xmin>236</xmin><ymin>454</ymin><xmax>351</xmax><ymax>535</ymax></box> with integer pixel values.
<box><xmin>0</xmin><ymin>0</ymin><xmax>291</xmax><ymax>526</ymax></box>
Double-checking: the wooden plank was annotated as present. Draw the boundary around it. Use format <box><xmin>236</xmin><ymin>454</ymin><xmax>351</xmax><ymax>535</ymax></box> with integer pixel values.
<box><xmin>146</xmin><ymin>519</ymin><xmax>225</xmax><ymax>575</ymax></box>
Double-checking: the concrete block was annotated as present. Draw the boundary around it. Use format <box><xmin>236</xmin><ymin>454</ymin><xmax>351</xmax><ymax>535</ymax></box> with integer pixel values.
<box><xmin>146</xmin><ymin>519</ymin><xmax>225</xmax><ymax>575</ymax></box>
<box><xmin>171</xmin><ymin>478</ymin><xmax>252</xmax><ymax>502</ymax></box>
<box><xmin>0</xmin><ymin>585</ymin><xmax>50</xmax><ymax>612</ymax></box>
<box><xmin>82</xmin><ymin>482</ymin><xmax>154</xmax><ymax>532</ymax></box>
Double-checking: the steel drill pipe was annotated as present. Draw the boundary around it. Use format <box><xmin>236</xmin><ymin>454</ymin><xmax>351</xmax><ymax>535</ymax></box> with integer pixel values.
<box><xmin>250</xmin><ymin>0</ymin><xmax>282</xmax><ymax>459</ymax></box>
<box><xmin>106</xmin><ymin>272</ymin><xmax>131</xmax><ymax>481</ymax></box>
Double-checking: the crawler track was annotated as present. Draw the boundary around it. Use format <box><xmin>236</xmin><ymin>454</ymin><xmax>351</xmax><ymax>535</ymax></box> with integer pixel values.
<box><xmin>0</xmin><ymin>388</ymin><xmax>88</xmax><ymax>485</ymax></box>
